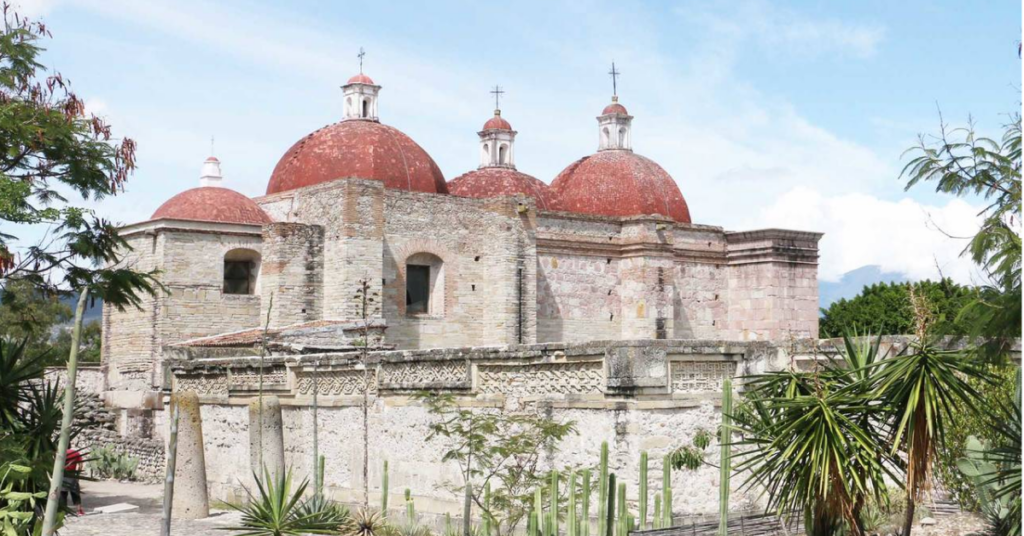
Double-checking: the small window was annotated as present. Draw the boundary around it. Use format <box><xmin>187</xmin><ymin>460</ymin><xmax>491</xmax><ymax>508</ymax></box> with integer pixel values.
<box><xmin>618</xmin><ymin>127</ymin><xmax>627</xmax><ymax>146</ymax></box>
<box><xmin>406</xmin><ymin>265</ymin><xmax>430</xmax><ymax>314</ymax></box>
<box><xmin>224</xmin><ymin>261</ymin><xmax>253</xmax><ymax>294</ymax></box>
<box><xmin>498</xmin><ymin>144</ymin><xmax>508</xmax><ymax>164</ymax></box>
<box><xmin>223</xmin><ymin>248</ymin><xmax>260</xmax><ymax>295</ymax></box>
<box><xmin>362</xmin><ymin>98</ymin><xmax>370</xmax><ymax>118</ymax></box>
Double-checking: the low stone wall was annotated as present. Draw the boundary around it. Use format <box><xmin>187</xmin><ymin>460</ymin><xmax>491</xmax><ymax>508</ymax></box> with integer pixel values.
<box><xmin>169</xmin><ymin>339</ymin><xmax>779</xmax><ymax>518</ymax></box>
<box><xmin>44</xmin><ymin>364</ymin><xmax>105</xmax><ymax>396</ymax></box>
<box><xmin>73</xmin><ymin>392</ymin><xmax>165</xmax><ymax>482</ymax></box>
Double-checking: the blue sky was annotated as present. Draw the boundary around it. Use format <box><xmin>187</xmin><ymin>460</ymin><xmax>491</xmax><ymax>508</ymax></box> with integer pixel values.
<box><xmin>13</xmin><ymin>0</ymin><xmax>1022</xmax><ymax>285</ymax></box>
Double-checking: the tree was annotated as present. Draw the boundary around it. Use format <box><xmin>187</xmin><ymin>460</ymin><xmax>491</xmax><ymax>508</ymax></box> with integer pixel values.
<box><xmin>819</xmin><ymin>279</ymin><xmax>977</xmax><ymax>338</ymax></box>
<box><xmin>0</xmin><ymin>6</ymin><xmax>157</xmax><ymax>308</ymax></box>
<box><xmin>418</xmin><ymin>392</ymin><xmax>577</xmax><ymax>536</ymax></box>
<box><xmin>901</xmin><ymin>113</ymin><xmax>1021</xmax><ymax>361</ymax></box>
<box><xmin>51</xmin><ymin>320</ymin><xmax>100</xmax><ymax>363</ymax></box>
<box><xmin>0</xmin><ymin>278</ymin><xmax>70</xmax><ymax>361</ymax></box>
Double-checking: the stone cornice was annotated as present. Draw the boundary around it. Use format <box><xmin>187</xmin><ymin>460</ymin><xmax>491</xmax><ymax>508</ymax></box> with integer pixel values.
<box><xmin>119</xmin><ymin>218</ymin><xmax>264</xmax><ymax>238</ymax></box>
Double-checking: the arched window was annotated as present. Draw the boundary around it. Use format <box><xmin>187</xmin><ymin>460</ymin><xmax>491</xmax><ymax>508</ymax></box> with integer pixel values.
<box><xmin>618</xmin><ymin>127</ymin><xmax>627</xmax><ymax>147</ymax></box>
<box><xmin>482</xmin><ymin>143</ymin><xmax>490</xmax><ymax>163</ymax></box>
<box><xmin>498</xmin><ymin>144</ymin><xmax>508</xmax><ymax>165</ymax></box>
<box><xmin>346</xmin><ymin>97</ymin><xmax>353</xmax><ymax>116</ymax></box>
<box><xmin>362</xmin><ymin>98</ymin><xmax>370</xmax><ymax>118</ymax></box>
<box><xmin>405</xmin><ymin>253</ymin><xmax>444</xmax><ymax>316</ymax></box>
<box><xmin>602</xmin><ymin>127</ymin><xmax>610</xmax><ymax>147</ymax></box>
<box><xmin>223</xmin><ymin>249</ymin><xmax>260</xmax><ymax>295</ymax></box>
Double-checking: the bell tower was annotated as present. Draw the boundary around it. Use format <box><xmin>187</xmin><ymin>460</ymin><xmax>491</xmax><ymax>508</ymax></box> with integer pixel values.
<box><xmin>478</xmin><ymin>86</ymin><xmax>517</xmax><ymax>169</ymax></box>
<box><xmin>598</xmin><ymin>63</ymin><xmax>632</xmax><ymax>151</ymax></box>
<box><xmin>342</xmin><ymin>48</ymin><xmax>380</xmax><ymax>121</ymax></box>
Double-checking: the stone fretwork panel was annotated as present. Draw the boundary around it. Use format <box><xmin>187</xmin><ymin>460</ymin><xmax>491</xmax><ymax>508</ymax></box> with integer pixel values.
<box><xmin>670</xmin><ymin>361</ymin><xmax>736</xmax><ymax>393</ymax></box>
<box><xmin>477</xmin><ymin>361</ymin><xmax>604</xmax><ymax>396</ymax></box>
<box><xmin>295</xmin><ymin>369</ymin><xmax>377</xmax><ymax>396</ymax></box>
<box><xmin>379</xmin><ymin>360</ymin><xmax>470</xmax><ymax>390</ymax></box>
<box><xmin>230</xmin><ymin>366</ymin><xmax>288</xmax><ymax>391</ymax></box>
<box><xmin>175</xmin><ymin>373</ymin><xmax>229</xmax><ymax>395</ymax></box>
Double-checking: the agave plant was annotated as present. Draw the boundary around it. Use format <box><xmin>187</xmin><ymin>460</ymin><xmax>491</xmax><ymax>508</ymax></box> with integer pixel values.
<box><xmin>225</xmin><ymin>468</ymin><xmax>343</xmax><ymax>536</ymax></box>
<box><xmin>339</xmin><ymin>508</ymin><xmax>391</xmax><ymax>536</ymax></box>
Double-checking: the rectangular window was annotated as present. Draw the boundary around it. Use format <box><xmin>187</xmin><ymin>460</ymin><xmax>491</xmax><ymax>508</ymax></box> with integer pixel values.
<box><xmin>224</xmin><ymin>261</ymin><xmax>253</xmax><ymax>295</ymax></box>
<box><xmin>406</xmin><ymin>265</ymin><xmax>430</xmax><ymax>314</ymax></box>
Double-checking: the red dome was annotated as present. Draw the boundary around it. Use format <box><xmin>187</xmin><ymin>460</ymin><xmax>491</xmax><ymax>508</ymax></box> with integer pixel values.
<box><xmin>602</xmin><ymin>102</ymin><xmax>629</xmax><ymax>115</ymax></box>
<box><xmin>347</xmin><ymin>73</ymin><xmax>376</xmax><ymax>85</ymax></box>
<box><xmin>483</xmin><ymin>113</ymin><xmax>512</xmax><ymax>131</ymax></box>
<box><xmin>550</xmin><ymin>151</ymin><xmax>691</xmax><ymax>222</ymax></box>
<box><xmin>266</xmin><ymin>120</ymin><xmax>447</xmax><ymax>195</ymax></box>
<box><xmin>152</xmin><ymin>187</ymin><xmax>272</xmax><ymax>225</ymax></box>
<box><xmin>448</xmin><ymin>168</ymin><xmax>551</xmax><ymax>209</ymax></box>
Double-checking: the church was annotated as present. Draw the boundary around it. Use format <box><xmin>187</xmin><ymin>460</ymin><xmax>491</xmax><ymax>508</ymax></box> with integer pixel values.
<box><xmin>102</xmin><ymin>67</ymin><xmax>822</xmax><ymax>398</ymax></box>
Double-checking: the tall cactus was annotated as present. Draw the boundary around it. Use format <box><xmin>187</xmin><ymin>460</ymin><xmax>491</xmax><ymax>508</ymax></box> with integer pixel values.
<box><xmin>718</xmin><ymin>378</ymin><xmax>733</xmax><ymax>536</ymax></box>
<box><xmin>528</xmin><ymin>510</ymin><xmax>539</xmax><ymax>536</ymax></box>
<box><xmin>483</xmin><ymin>482</ymin><xmax>492</xmax><ymax>536</ymax></box>
<box><xmin>597</xmin><ymin>442</ymin><xmax>609</xmax><ymax>536</ymax></box>
<box><xmin>638</xmin><ymin>452</ymin><xmax>648</xmax><ymax>530</ymax></box>
<box><xmin>605</xmin><ymin>473</ymin><xmax>616</xmax><ymax>536</ymax></box>
<box><xmin>550</xmin><ymin>470</ymin><xmax>559</xmax><ymax>536</ymax></box>
<box><xmin>568</xmin><ymin>470</ymin><xmax>577</xmax><ymax>536</ymax></box>
<box><xmin>653</xmin><ymin>493</ymin><xmax>662</xmax><ymax>530</ymax></box>
<box><xmin>615</xmin><ymin>482</ymin><xmax>626</xmax><ymax>536</ymax></box>
<box><xmin>535</xmin><ymin>487</ymin><xmax>544</xmax><ymax>536</ymax></box>
<box><xmin>581</xmin><ymin>469</ymin><xmax>591</xmax><ymax>536</ymax></box>
<box><xmin>661</xmin><ymin>456</ymin><xmax>672</xmax><ymax>529</ymax></box>
<box><xmin>381</xmin><ymin>460</ymin><xmax>389</xmax><ymax>516</ymax></box>
<box><xmin>405</xmin><ymin>488</ymin><xmax>415</xmax><ymax>526</ymax></box>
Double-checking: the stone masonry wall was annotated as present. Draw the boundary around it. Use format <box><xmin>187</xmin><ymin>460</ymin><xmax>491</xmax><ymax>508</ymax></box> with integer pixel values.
<box><xmin>261</xmin><ymin>222</ymin><xmax>325</xmax><ymax>328</ymax></box>
<box><xmin>103</xmin><ymin>232</ymin><xmax>162</xmax><ymax>392</ymax></box>
<box><xmin>170</xmin><ymin>340</ymin><xmax>771</xmax><ymax>520</ymax></box>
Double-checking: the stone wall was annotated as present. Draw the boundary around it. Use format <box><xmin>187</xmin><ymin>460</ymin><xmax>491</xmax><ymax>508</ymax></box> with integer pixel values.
<box><xmin>170</xmin><ymin>339</ymin><xmax>776</xmax><ymax>517</ymax></box>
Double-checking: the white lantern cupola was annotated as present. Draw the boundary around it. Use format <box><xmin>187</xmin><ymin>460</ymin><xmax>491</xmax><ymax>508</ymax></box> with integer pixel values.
<box><xmin>478</xmin><ymin>109</ymin><xmax>517</xmax><ymax>169</ymax></box>
<box><xmin>342</xmin><ymin>73</ymin><xmax>381</xmax><ymax>121</ymax></box>
<box><xmin>199</xmin><ymin>156</ymin><xmax>223</xmax><ymax>187</ymax></box>
<box><xmin>597</xmin><ymin>95</ymin><xmax>632</xmax><ymax>151</ymax></box>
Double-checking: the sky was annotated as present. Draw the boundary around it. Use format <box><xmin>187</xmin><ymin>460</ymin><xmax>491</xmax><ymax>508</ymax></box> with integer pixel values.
<box><xmin>10</xmin><ymin>0</ymin><xmax>1023</xmax><ymax>285</ymax></box>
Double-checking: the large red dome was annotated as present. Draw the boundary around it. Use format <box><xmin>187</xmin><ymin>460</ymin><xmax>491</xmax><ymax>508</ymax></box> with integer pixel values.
<box><xmin>266</xmin><ymin>121</ymin><xmax>447</xmax><ymax>195</ymax></box>
<box><xmin>152</xmin><ymin>187</ymin><xmax>271</xmax><ymax>225</ymax></box>
<box><xmin>448</xmin><ymin>168</ymin><xmax>551</xmax><ymax>209</ymax></box>
<box><xmin>550</xmin><ymin>151</ymin><xmax>691</xmax><ymax>223</ymax></box>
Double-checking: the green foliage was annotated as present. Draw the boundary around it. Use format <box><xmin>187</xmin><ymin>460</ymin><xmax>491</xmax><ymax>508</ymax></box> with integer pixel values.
<box><xmin>86</xmin><ymin>444</ymin><xmax>139</xmax><ymax>481</ymax></box>
<box><xmin>901</xmin><ymin>113</ymin><xmax>1021</xmax><ymax>362</ymax></box>
<box><xmin>732</xmin><ymin>334</ymin><xmax>898</xmax><ymax>536</ymax></box>
<box><xmin>936</xmin><ymin>365</ymin><xmax>1018</xmax><ymax>510</ymax></box>
<box><xmin>51</xmin><ymin>320</ymin><xmax>100</xmax><ymax>363</ymax></box>
<box><xmin>225</xmin><ymin>467</ymin><xmax>344</xmax><ymax>536</ymax></box>
<box><xmin>0</xmin><ymin>279</ymin><xmax>70</xmax><ymax>364</ymax></box>
<box><xmin>819</xmin><ymin>279</ymin><xmax>977</xmax><ymax>338</ymax></box>
<box><xmin>667</xmin><ymin>428</ymin><xmax>714</xmax><ymax>471</ymax></box>
<box><xmin>0</xmin><ymin>440</ymin><xmax>57</xmax><ymax>536</ymax></box>
<box><xmin>719</xmin><ymin>378</ymin><xmax>732</xmax><ymax>536</ymax></box>
<box><xmin>340</xmin><ymin>508</ymin><xmax>388</xmax><ymax>536</ymax></box>
<box><xmin>417</xmin><ymin>392</ymin><xmax>577</xmax><ymax>536</ymax></box>
<box><xmin>0</xmin><ymin>7</ymin><xmax>158</xmax><ymax>308</ymax></box>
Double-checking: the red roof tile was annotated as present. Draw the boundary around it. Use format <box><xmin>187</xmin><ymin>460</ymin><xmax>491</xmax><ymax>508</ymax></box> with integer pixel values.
<box><xmin>152</xmin><ymin>187</ymin><xmax>271</xmax><ymax>225</ymax></box>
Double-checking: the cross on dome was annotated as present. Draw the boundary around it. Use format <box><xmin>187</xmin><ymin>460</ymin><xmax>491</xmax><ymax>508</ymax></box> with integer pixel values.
<box><xmin>608</xmin><ymin>62</ymin><xmax>620</xmax><ymax>97</ymax></box>
<box><xmin>358</xmin><ymin>47</ymin><xmax>366</xmax><ymax>73</ymax></box>
<box><xmin>490</xmin><ymin>85</ymin><xmax>504</xmax><ymax>112</ymax></box>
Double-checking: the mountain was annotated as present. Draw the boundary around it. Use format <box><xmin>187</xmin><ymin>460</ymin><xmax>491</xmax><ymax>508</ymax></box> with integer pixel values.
<box><xmin>819</xmin><ymin>265</ymin><xmax>908</xmax><ymax>311</ymax></box>
<box><xmin>58</xmin><ymin>294</ymin><xmax>104</xmax><ymax>323</ymax></box>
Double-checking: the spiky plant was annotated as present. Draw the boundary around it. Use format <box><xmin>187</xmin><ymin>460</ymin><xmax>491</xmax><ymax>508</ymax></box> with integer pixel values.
<box><xmin>225</xmin><ymin>468</ymin><xmax>342</xmax><ymax>536</ymax></box>
<box><xmin>340</xmin><ymin>509</ymin><xmax>390</xmax><ymax>536</ymax></box>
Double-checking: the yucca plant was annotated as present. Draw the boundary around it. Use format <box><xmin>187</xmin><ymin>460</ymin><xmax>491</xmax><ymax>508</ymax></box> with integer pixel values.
<box><xmin>340</xmin><ymin>508</ymin><xmax>390</xmax><ymax>536</ymax></box>
<box><xmin>869</xmin><ymin>339</ymin><xmax>988</xmax><ymax>536</ymax></box>
<box><xmin>733</xmin><ymin>333</ymin><xmax>898</xmax><ymax>536</ymax></box>
<box><xmin>225</xmin><ymin>468</ymin><xmax>343</xmax><ymax>536</ymax></box>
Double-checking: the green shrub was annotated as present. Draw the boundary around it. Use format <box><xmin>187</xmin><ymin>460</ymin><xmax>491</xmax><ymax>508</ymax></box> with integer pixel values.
<box><xmin>87</xmin><ymin>444</ymin><xmax>140</xmax><ymax>481</ymax></box>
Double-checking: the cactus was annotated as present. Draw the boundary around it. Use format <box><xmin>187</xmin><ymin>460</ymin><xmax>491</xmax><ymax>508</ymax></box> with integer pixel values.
<box><xmin>446</xmin><ymin>513</ymin><xmax>454</xmax><ymax>535</ymax></box>
<box><xmin>718</xmin><ymin>378</ymin><xmax>732</xmax><ymax>536</ymax></box>
<box><xmin>653</xmin><ymin>493</ymin><xmax>662</xmax><ymax>530</ymax></box>
<box><xmin>405</xmin><ymin>488</ymin><xmax>415</xmax><ymax>526</ymax></box>
<box><xmin>615</xmin><ymin>482</ymin><xmax>626</xmax><ymax>536</ymax></box>
<box><xmin>528</xmin><ymin>510</ymin><xmax>539</xmax><ymax>536</ymax></box>
<box><xmin>568</xmin><ymin>470</ymin><xmax>577</xmax><ymax>536</ymax></box>
<box><xmin>661</xmin><ymin>456</ymin><xmax>672</xmax><ymax>529</ymax></box>
<box><xmin>581</xmin><ymin>468</ymin><xmax>591</xmax><ymax>536</ymax></box>
<box><xmin>605</xmin><ymin>473</ymin><xmax>616</xmax><ymax>536</ymax></box>
<box><xmin>550</xmin><ymin>470</ymin><xmax>559</xmax><ymax>536</ymax></box>
<box><xmin>317</xmin><ymin>455</ymin><xmax>326</xmax><ymax>497</ymax></box>
<box><xmin>597</xmin><ymin>442</ymin><xmax>609</xmax><ymax>536</ymax></box>
<box><xmin>638</xmin><ymin>451</ymin><xmax>648</xmax><ymax>530</ymax></box>
<box><xmin>535</xmin><ymin>487</ymin><xmax>544</xmax><ymax>536</ymax></box>
<box><xmin>381</xmin><ymin>460</ymin><xmax>389</xmax><ymax>515</ymax></box>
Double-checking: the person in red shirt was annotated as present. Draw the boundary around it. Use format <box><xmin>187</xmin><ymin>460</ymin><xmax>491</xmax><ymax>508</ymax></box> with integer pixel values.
<box><xmin>62</xmin><ymin>448</ymin><xmax>84</xmax><ymax>515</ymax></box>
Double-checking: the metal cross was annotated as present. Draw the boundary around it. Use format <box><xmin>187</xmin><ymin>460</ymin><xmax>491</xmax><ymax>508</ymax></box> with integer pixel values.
<box><xmin>608</xmin><ymin>62</ymin><xmax>620</xmax><ymax>96</ymax></box>
<box><xmin>357</xmin><ymin>47</ymin><xmax>366</xmax><ymax>73</ymax></box>
<box><xmin>210</xmin><ymin>135</ymin><xmax>215</xmax><ymax>156</ymax></box>
<box><xmin>490</xmin><ymin>85</ymin><xmax>505</xmax><ymax>110</ymax></box>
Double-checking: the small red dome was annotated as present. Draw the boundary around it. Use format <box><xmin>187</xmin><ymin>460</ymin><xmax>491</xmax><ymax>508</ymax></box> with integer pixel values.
<box><xmin>152</xmin><ymin>187</ymin><xmax>272</xmax><ymax>225</ymax></box>
<box><xmin>347</xmin><ymin>73</ymin><xmax>376</xmax><ymax>85</ymax></box>
<box><xmin>602</xmin><ymin>102</ymin><xmax>629</xmax><ymax>115</ymax></box>
<box><xmin>448</xmin><ymin>168</ymin><xmax>550</xmax><ymax>209</ymax></box>
<box><xmin>483</xmin><ymin>113</ymin><xmax>512</xmax><ymax>131</ymax></box>
<box><xmin>267</xmin><ymin>120</ymin><xmax>447</xmax><ymax>195</ymax></box>
<box><xmin>550</xmin><ymin>151</ymin><xmax>691</xmax><ymax>222</ymax></box>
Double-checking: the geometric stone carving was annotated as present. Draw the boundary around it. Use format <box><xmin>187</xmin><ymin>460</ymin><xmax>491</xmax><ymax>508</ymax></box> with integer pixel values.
<box><xmin>379</xmin><ymin>360</ymin><xmax>469</xmax><ymax>389</ymax></box>
<box><xmin>478</xmin><ymin>361</ymin><xmax>604</xmax><ymax>396</ymax></box>
<box><xmin>175</xmin><ymin>373</ymin><xmax>228</xmax><ymax>395</ymax></box>
<box><xmin>230</xmin><ymin>367</ymin><xmax>287</xmax><ymax>390</ymax></box>
<box><xmin>670</xmin><ymin>361</ymin><xmax>736</xmax><ymax>393</ymax></box>
<box><xmin>295</xmin><ymin>369</ymin><xmax>377</xmax><ymax>396</ymax></box>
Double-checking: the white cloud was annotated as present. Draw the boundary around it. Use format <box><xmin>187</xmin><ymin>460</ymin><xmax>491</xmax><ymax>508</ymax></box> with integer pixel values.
<box><xmin>682</xmin><ymin>0</ymin><xmax>886</xmax><ymax>60</ymax></box>
<box><xmin>756</xmin><ymin>187</ymin><xmax>984</xmax><ymax>284</ymax></box>
<box><xmin>9</xmin><ymin>0</ymin><xmax>57</xmax><ymax>18</ymax></box>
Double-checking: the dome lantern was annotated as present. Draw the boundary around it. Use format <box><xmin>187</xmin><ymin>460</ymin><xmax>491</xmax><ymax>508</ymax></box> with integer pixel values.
<box><xmin>478</xmin><ymin>85</ymin><xmax>516</xmax><ymax>169</ymax></box>
<box><xmin>342</xmin><ymin>48</ymin><xmax>380</xmax><ymax>121</ymax></box>
<box><xmin>199</xmin><ymin>156</ymin><xmax>223</xmax><ymax>187</ymax></box>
